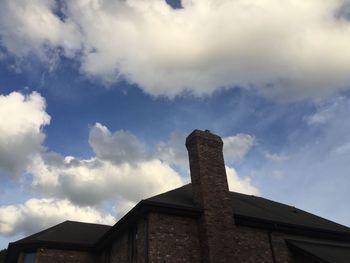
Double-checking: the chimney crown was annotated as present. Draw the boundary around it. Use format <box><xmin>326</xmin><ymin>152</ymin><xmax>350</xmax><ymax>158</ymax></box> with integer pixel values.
<box><xmin>185</xmin><ymin>129</ymin><xmax>223</xmax><ymax>149</ymax></box>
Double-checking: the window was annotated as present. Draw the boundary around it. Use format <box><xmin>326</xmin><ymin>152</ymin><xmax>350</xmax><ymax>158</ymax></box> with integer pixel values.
<box><xmin>23</xmin><ymin>252</ymin><xmax>36</xmax><ymax>263</ymax></box>
<box><xmin>128</xmin><ymin>225</ymin><xmax>138</xmax><ymax>262</ymax></box>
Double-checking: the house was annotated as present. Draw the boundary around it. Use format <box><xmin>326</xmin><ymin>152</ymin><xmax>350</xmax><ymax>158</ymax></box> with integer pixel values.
<box><xmin>6</xmin><ymin>129</ymin><xmax>350</xmax><ymax>262</ymax></box>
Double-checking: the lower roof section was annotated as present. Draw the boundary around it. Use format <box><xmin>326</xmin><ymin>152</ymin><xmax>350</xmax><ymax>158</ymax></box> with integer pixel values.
<box><xmin>287</xmin><ymin>239</ymin><xmax>350</xmax><ymax>263</ymax></box>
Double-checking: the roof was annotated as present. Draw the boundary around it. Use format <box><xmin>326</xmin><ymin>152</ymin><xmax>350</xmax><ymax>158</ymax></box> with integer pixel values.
<box><xmin>6</xmin><ymin>221</ymin><xmax>111</xmax><ymax>262</ymax></box>
<box><xmin>287</xmin><ymin>239</ymin><xmax>350</xmax><ymax>263</ymax></box>
<box><xmin>8</xmin><ymin>183</ymin><xmax>350</xmax><ymax>260</ymax></box>
<box><xmin>147</xmin><ymin>184</ymin><xmax>350</xmax><ymax>236</ymax></box>
<box><xmin>12</xmin><ymin>221</ymin><xmax>111</xmax><ymax>248</ymax></box>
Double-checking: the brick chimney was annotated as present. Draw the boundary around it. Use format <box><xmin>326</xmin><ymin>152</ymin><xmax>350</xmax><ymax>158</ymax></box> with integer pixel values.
<box><xmin>186</xmin><ymin>129</ymin><xmax>236</xmax><ymax>262</ymax></box>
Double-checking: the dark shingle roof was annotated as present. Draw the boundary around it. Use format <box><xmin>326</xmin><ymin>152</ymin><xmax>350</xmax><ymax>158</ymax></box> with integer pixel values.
<box><xmin>9</xmin><ymin>183</ymin><xmax>350</xmax><ymax>258</ymax></box>
<box><xmin>147</xmin><ymin>184</ymin><xmax>350</xmax><ymax>235</ymax></box>
<box><xmin>287</xmin><ymin>239</ymin><xmax>350</xmax><ymax>263</ymax></box>
<box><xmin>13</xmin><ymin>221</ymin><xmax>111</xmax><ymax>247</ymax></box>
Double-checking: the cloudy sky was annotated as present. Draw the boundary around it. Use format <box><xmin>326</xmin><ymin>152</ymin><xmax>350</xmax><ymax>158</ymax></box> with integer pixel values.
<box><xmin>1</xmin><ymin>0</ymin><xmax>350</xmax><ymax>249</ymax></box>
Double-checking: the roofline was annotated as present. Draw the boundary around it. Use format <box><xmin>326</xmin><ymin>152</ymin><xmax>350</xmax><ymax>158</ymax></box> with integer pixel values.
<box><xmin>12</xmin><ymin>221</ymin><xmax>69</xmax><ymax>245</ymax></box>
<box><xmin>96</xmin><ymin>198</ymin><xmax>350</xmax><ymax>250</ymax></box>
<box><xmin>235</xmin><ymin>215</ymin><xmax>350</xmax><ymax>242</ymax></box>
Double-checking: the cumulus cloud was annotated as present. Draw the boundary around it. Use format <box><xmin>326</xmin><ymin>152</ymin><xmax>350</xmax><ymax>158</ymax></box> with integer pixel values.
<box><xmin>28</xmin><ymin>123</ymin><xmax>184</xmax><ymax>206</ymax></box>
<box><xmin>0</xmin><ymin>92</ymin><xmax>50</xmax><ymax>175</ymax></box>
<box><xmin>29</xmin><ymin>154</ymin><xmax>184</xmax><ymax>206</ymax></box>
<box><xmin>156</xmin><ymin>131</ymin><xmax>188</xmax><ymax>168</ymax></box>
<box><xmin>1</xmin><ymin>0</ymin><xmax>350</xmax><ymax>100</ymax></box>
<box><xmin>89</xmin><ymin>123</ymin><xmax>147</xmax><ymax>164</ymax></box>
<box><xmin>0</xmin><ymin>93</ymin><xmax>258</xmax><ymax>237</ymax></box>
<box><xmin>226</xmin><ymin>166</ymin><xmax>259</xmax><ymax>195</ymax></box>
<box><xmin>0</xmin><ymin>0</ymin><xmax>81</xmax><ymax>61</ymax></box>
<box><xmin>28</xmin><ymin>125</ymin><xmax>258</xmax><ymax>207</ymax></box>
<box><xmin>223</xmin><ymin>134</ymin><xmax>255</xmax><ymax>162</ymax></box>
<box><xmin>0</xmin><ymin>198</ymin><xmax>115</xmax><ymax>236</ymax></box>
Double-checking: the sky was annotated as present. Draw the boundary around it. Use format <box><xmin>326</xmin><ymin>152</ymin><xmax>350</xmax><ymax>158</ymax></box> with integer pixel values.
<box><xmin>1</xmin><ymin>0</ymin><xmax>350</xmax><ymax>249</ymax></box>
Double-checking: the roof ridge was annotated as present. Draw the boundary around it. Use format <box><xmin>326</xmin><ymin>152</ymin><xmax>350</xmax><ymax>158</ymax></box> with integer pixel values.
<box><xmin>144</xmin><ymin>183</ymin><xmax>191</xmax><ymax>201</ymax></box>
<box><xmin>65</xmin><ymin>220</ymin><xmax>113</xmax><ymax>227</ymax></box>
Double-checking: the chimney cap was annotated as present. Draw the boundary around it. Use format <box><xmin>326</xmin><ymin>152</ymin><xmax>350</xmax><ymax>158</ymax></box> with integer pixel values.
<box><xmin>185</xmin><ymin>129</ymin><xmax>223</xmax><ymax>147</ymax></box>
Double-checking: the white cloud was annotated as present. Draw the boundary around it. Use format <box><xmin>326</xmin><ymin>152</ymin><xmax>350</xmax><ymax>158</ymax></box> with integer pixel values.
<box><xmin>0</xmin><ymin>165</ymin><xmax>258</xmax><ymax>238</ymax></box>
<box><xmin>0</xmin><ymin>92</ymin><xmax>50</xmax><ymax>175</ymax></box>
<box><xmin>28</xmin><ymin>124</ymin><xmax>184</xmax><ymax>206</ymax></box>
<box><xmin>1</xmin><ymin>0</ymin><xmax>350</xmax><ymax>100</ymax></box>
<box><xmin>89</xmin><ymin>123</ymin><xmax>147</xmax><ymax>164</ymax></box>
<box><xmin>223</xmin><ymin>134</ymin><xmax>255</xmax><ymax>162</ymax></box>
<box><xmin>32</xmin><ymin>156</ymin><xmax>184</xmax><ymax>205</ymax></box>
<box><xmin>0</xmin><ymin>0</ymin><xmax>81</xmax><ymax>61</ymax></box>
<box><xmin>28</xmin><ymin>125</ymin><xmax>258</xmax><ymax>206</ymax></box>
<box><xmin>0</xmin><ymin>198</ymin><xmax>115</xmax><ymax>236</ymax></box>
<box><xmin>0</xmin><ymin>93</ymin><xmax>259</xmax><ymax>237</ymax></box>
<box><xmin>226</xmin><ymin>166</ymin><xmax>259</xmax><ymax>195</ymax></box>
<box><xmin>0</xmin><ymin>119</ymin><xmax>185</xmax><ymax>237</ymax></box>
<box><xmin>263</xmin><ymin>152</ymin><xmax>289</xmax><ymax>162</ymax></box>
<box><xmin>156</xmin><ymin>131</ymin><xmax>188</xmax><ymax>168</ymax></box>
<box><xmin>113</xmin><ymin>199</ymin><xmax>136</xmax><ymax>219</ymax></box>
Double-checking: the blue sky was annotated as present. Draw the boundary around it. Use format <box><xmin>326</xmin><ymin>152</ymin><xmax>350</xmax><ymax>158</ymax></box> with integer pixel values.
<box><xmin>1</xmin><ymin>0</ymin><xmax>350</xmax><ymax>249</ymax></box>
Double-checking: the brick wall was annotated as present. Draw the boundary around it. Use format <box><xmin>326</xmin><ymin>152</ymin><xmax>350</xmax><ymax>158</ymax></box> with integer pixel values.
<box><xmin>35</xmin><ymin>248</ymin><xmax>96</xmax><ymax>263</ymax></box>
<box><xmin>108</xmin><ymin>218</ymin><xmax>147</xmax><ymax>263</ymax></box>
<box><xmin>109</xmin><ymin>230</ymin><xmax>129</xmax><ymax>263</ymax></box>
<box><xmin>148</xmin><ymin>212</ymin><xmax>201</xmax><ymax>263</ymax></box>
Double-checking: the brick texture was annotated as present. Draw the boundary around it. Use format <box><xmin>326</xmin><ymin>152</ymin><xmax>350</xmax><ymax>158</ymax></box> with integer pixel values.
<box><xmin>109</xmin><ymin>230</ymin><xmax>129</xmax><ymax>262</ymax></box>
<box><xmin>148</xmin><ymin>212</ymin><xmax>201</xmax><ymax>263</ymax></box>
<box><xmin>35</xmin><ymin>248</ymin><xmax>96</xmax><ymax>263</ymax></box>
<box><xmin>106</xmin><ymin>218</ymin><xmax>147</xmax><ymax>263</ymax></box>
<box><xmin>186</xmin><ymin>130</ymin><xmax>237</xmax><ymax>262</ymax></box>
